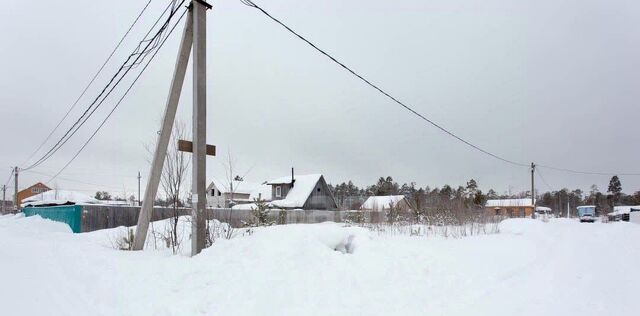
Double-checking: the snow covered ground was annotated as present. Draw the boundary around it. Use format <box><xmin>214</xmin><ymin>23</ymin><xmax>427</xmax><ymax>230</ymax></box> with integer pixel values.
<box><xmin>1</xmin><ymin>215</ymin><xmax>639</xmax><ymax>316</ymax></box>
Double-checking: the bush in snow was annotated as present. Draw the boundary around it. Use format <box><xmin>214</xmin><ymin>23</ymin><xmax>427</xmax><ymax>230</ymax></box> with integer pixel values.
<box><xmin>112</xmin><ymin>228</ymin><xmax>135</xmax><ymax>251</ymax></box>
<box><xmin>345</xmin><ymin>210</ymin><xmax>366</xmax><ymax>225</ymax></box>
<box><xmin>244</xmin><ymin>198</ymin><xmax>274</xmax><ymax>227</ymax></box>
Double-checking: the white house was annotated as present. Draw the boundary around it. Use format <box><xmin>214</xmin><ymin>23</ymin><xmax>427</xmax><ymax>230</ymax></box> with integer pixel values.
<box><xmin>206</xmin><ymin>177</ymin><xmax>261</xmax><ymax>208</ymax></box>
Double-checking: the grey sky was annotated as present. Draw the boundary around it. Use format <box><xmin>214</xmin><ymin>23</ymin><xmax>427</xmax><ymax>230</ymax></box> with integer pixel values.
<box><xmin>1</xmin><ymin>0</ymin><xmax>639</xmax><ymax>197</ymax></box>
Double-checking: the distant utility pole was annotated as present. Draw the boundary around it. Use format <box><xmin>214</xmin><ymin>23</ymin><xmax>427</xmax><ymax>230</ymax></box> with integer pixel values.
<box><xmin>530</xmin><ymin>162</ymin><xmax>535</xmax><ymax>217</ymax></box>
<box><xmin>13</xmin><ymin>167</ymin><xmax>18</xmax><ymax>211</ymax></box>
<box><xmin>133</xmin><ymin>0</ymin><xmax>213</xmax><ymax>256</ymax></box>
<box><xmin>137</xmin><ymin>171</ymin><xmax>141</xmax><ymax>206</ymax></box>
<box><xmin>2</xmin><ymin>185</ymin><xmax>6</xmax><ymax>214</ymax></box>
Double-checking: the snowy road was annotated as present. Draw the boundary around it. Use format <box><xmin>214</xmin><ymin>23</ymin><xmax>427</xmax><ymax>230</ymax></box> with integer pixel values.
<box><xmin>1</xmin><ymin>215</ymin><xmax>639</xmax><ymax>316</ymax></box>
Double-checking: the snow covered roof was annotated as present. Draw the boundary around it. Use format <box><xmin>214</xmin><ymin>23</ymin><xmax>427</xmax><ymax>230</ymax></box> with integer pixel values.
<box><xmin>207</xmin><ymin>177</ymin><xmax>260</xmax><ymax>195</ymax></box>
<box><xmin>608</xmin><ymin>205</ymin><xmax>640</xmax><ymax>216</ymax></box>
<box><xmin>231</xmin><ymin>203</ymin><xmax>258</xmax><ymax>210</ymax></box>
<box><xmin>361</xmin><ymin>195</ymin><xmax>407</xmax><ymax>211</ymax></box>
<box><xmin>485</xmin><ymin>198</ymin><xmax>535</xmax><ymax>208</ymax></box>
<box><xmin>249</xmin><ymin>184</ymin><xmax>273</xmax><ymax>202</ymax></box>
<box><xmin>535</xmin><ymin>206</ymin><xmax>552</xmax><ymax>211</ymax></box>
<box><xmin>21</xmin><ymin>190</ymin><xmax>99</xmax><ymax>207</ymax></box>
<box><xmin>268</xmin><ymin>174</ymin><xmax>323</xmax><ymax>209</ymax></box>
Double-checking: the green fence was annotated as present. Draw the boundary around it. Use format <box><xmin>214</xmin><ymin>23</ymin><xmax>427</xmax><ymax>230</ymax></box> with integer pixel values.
<box><xmin>23</xmin><ymin>205</ymin><xmax>83</xmax><ymax>233</ymax></box>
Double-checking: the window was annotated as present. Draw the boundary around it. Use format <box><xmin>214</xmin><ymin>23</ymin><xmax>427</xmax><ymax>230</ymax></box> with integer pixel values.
<box><xmin>217</xmin><ymin>191</ymin><xmax>221</xmax><ymax>196</ymax></box>
<box><xmin>210</xmin><ymin>189</ymin><xmax>215</xmax><ymax>196</ymax></box>
<box><xmin>276</xmin><ymin>186</ymin><xmax>282</xmax><ymax>198</ymax></box>
<box><xmin>317</xmin><ymin>187</ymin><xmax>321</xmax><ymax>192</ymax></box>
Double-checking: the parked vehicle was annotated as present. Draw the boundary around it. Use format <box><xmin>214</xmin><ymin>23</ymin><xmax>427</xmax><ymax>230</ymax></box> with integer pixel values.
<box><xmin>534</xmin><ymin>206</ymin><xmax>554</xmax><ymax>219</ymax></box>
<box><xmin>577</xmin><ymin>205</ymin><xmax>596</xmax><ymax>223</ymax></box>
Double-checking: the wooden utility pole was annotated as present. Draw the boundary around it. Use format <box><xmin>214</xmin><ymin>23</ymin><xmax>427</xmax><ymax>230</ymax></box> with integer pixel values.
<box><xmin>2</xmin><ymin>184</ymin><xmax>6</xmax><ymax>214</ymax></box>
<box><xmin>13</xmin><ymin>167</ymin><xmax>18</xmax><ymax>211</ymax></box>
<box><xmin>191</xmin><ymin>0</ymin><xmax>208</xmax><ymax>255</ymax></box>
<box><xmin>132</xmin><ymin>0</ymin><xmax>212</xmax><ymax>256</ymax></box>
<box><xmin>137</xmin><ymin>171</ymin><xmax>142</xmax><ymax>206</ymax></box>
<box><xmin>530</xmin><ymin>162</ymin><xmax>535</xmax><ymax>217</ymax></box>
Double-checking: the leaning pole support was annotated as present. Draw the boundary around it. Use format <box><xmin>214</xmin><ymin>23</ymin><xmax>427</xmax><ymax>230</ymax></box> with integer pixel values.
<box><xmin>133</xmin><ymin>0</ymin><xmax>212</xmax><ymax>256</ymax></box>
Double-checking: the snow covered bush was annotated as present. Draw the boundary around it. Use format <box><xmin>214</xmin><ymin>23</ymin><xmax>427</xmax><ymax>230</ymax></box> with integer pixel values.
<box><xmin>244</xmin><ymin>198</ymin><xmax>274</xmax><ymax>227</ymax></box>
<box><xmin>112</xmin><ymin>228</ymin><xmax>135</xmax><ymax>250</ymax></box>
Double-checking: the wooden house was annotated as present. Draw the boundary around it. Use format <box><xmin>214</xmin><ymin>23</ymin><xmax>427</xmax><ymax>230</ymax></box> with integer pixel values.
<box><xmin>16</xmin><ymin>182</ymin><xmax>51</xmax><ymax>208</ymax></box>
<box><xmin>265</xmin><ymin>171</ymin><xmax>338</xmax><ymax>210</ymax></box>
<box><xmin>485</xmin><ymin>198</ymin><xmax>535</xmax><ymax>217</ymax></box>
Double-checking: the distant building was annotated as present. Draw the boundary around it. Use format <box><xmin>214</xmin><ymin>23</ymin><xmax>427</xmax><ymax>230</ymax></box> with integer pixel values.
<box><xmin>232</xmin><ymin>172</ymin><xmax>338</xmax><ymax>210</ymax></box>
<box><xmin>607</xmin><ymin>205</ymin><xmax>640</xmax><ymax>222</ymax></box>
<box><xmin>485</xmin><ymin>198</ymin><xmax>535</xmax><ymax>217</ymax></box>
<box><xmin>266</xmin><ymin>173</ymin><xmax>337</xmax><ymax>210</ymax></box>
<box><xmin>206</xmin><ymin>177</ymin><xmax>261</xmax><ymax>208</ymax></box>
<box><xmin>16</xmin><ymin>182</ymin><xmax>51</xmax><ymax>208</ymax></box>
<box><xmin>360</xmin><ymin>195</ymin><xmax>412</xmax><ymax>212</ymax></box>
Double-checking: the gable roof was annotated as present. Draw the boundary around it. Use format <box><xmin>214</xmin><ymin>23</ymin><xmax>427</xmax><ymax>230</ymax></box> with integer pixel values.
<box><xmin>485</xmin><ymin>198</ymin><xmax>535</xmax><ymax>208</ymax></box>
<box><xmin>207</xmin><ymin>177</ymin><xmax>260</xmax><ymax>195</ymax></box>
<box><xmin>268</xmin><ymin>174</ymin><xmax>323</xmax><ymax>208</ymax></box>
<box><xmin>249</xmin><ymin>184</ymin><xmax>273</xmax><ymax>201</ymax></box>
<box><xmin>361</xmin><ymin>195</ymin><xmax>407</xmax><ymax>211</ymax></box>
<box><xmin>18</xmin><ymin>182</ymin><xmax>51</xmax><ymax>194</ymax></box>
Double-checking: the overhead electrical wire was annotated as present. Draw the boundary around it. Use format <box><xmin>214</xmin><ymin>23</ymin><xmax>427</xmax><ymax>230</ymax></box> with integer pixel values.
<box><xmin>3</xmin><ymin>169</ymin><xmax>14</xmax><ymax>187</ymax></box>
<box><xmin>239</xmin><ymin>0</ymin><xmax>529</xmax><ymax>168</ymax></box>
<box><xmin>23</xmin><ymin>170</ymin><xmax>132</xmax><ymax>191</ymax></box>
<box><xmin>47</xmin><ymin>6</ymin><xmax>189</xmax><ymax>182</ymax></box>
<box><xmin>536</xmin><ymin>168</ymin><xmax>554</xmax><ymax>192</ymax></box>
<box><xmin>240</xmin><ymin>0</ymin><xmax>640</xmax><ymax>177</ymax></box>
<box><xmin>536</xmin><ymin>164</ymin><xmax>640</xmax><ymax>177</ymax></box>
<box><xmin>21</xmin><ymin>0</ymin><xmax>154</xmax><ymax>166</ymax></box>
<box><xmin>22</xmin><ymin>0</ymin><xmax>183</xmax><ymax>172</ymax></box>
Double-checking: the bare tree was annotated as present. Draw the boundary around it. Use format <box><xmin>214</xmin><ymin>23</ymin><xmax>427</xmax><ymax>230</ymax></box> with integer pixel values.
<box><xmin>146</xmin><ymin>120</ymin><xmax>191</xmax><ymax>254</ymax></box>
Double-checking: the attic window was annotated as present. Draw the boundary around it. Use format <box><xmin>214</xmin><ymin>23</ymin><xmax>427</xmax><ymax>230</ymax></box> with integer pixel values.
<box><xmin>276</xmin><ymin>186</ymin><xmax>282</xmax><ymax>198</ymax></box>
<box><xmin>317</xmin><ymin>187</ymin><xmax>321</xmax><ymax>192</ymax></box>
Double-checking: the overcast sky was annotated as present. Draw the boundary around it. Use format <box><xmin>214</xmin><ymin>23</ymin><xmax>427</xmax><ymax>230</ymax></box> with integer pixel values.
<box><xmin>1</xmin><ymin>0</ymin><xmax>639</xmax><ymax>198</ymax></box>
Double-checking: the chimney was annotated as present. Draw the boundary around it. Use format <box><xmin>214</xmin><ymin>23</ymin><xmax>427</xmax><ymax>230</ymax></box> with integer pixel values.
<box><xmin>291</xmin><ymin>167</ymin><xmax>295</xmax><ymax>187</ymax></box>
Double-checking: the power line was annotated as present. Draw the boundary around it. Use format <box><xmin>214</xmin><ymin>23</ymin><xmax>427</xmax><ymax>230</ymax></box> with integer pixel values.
<box><xmin>3</xmin><ymin>169</ymin><xmax>14</xmax><ymax>187</ymax></box>
<box><xmin>22</xmin><ymin>1</ymin><xmax>182</xmax><ymax>172</ymax></box>
<box><xmin>536</xmin><ymin>168</ymin><xmax>553</xmax><ymax>192</ymax></box>
<box><xmin>23</xmin><ymin>169</ymin><xmax>134</xmax><ymax>191</ymax></box>
<box><xmin>47</xmin><ymin>6</ymin><xmax>189</xmax><ymax>183</ymax></box>
<box><xmin>537</xmin><ymin>164</ymin><xmax>640</xmax><ymax>177</ymax></box>
<box><xmin>241</xmin><ymin>0</ymin><xmax>640</xmax><ymax>177</ymax></box>
<box><xmin>21</xmin><ymin>0</ymin><xmax>154</xmax><ymax>166</ymax></box>
<box><xmin>22</xmin><ymin>1</ymin><xmax>177</xmax><ymax>171</ymax></box>
<box><xmin>240</xmin><ymin>0</ymin><xmax>529</xmax><ymax>168</ymax></box>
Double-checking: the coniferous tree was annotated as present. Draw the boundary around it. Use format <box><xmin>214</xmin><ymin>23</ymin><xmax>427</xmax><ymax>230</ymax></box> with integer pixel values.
<box><xmin>607</xmin><ymin>175</ymin><xmax>622</xmax><ymax>206</ymax></box>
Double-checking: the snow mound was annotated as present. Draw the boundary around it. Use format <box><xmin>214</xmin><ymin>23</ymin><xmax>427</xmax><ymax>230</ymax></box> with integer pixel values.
<box><xmin>0</xmin><ymin>213</ymin><xmax>72</xmax><ymax>234</ymax></box>
<box><xmin>498</xmin><ymin>218</ymin><xmax>545</xmax><ymax>235</ymax></box>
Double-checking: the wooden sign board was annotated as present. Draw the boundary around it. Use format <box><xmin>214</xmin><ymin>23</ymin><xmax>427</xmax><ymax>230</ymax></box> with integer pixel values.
<box><xmin>178</xmin><ymin>139</ymin><xmax>216</xmax><ymax>156</ymax></box>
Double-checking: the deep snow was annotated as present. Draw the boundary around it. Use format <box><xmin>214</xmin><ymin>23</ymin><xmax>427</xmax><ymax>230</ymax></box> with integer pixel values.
<box><xmin>1</xmin><ymin>214</ymin><xmax>639</xmax><ymax>316</ymax></box>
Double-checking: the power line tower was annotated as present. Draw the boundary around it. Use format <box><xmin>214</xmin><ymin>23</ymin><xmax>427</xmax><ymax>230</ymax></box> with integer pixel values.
<box><xmin>132</xmin><ymin>0</ymin><xmax>213</xmax><ymax>256</ymax></box>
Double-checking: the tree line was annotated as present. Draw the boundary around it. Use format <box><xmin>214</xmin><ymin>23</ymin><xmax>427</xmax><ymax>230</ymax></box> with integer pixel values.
<box><xmin>329</xmin><ymin>175</ymin><xmax>640</xmax><ymax>215</ymax></box>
